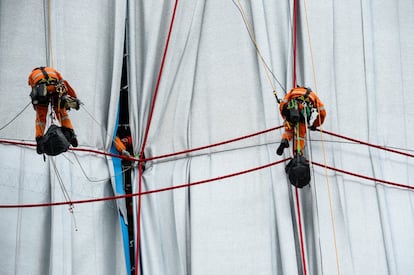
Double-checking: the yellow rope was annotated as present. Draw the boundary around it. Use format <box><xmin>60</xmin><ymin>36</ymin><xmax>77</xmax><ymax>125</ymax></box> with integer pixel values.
<box><xmin>234</xmin><ymin>0</ymin><xmax>279</xmax><ymax>98</ymax></box>
<box><xmin>45</xmin><ymin>0</ymin><xmax>61</xmax><ymax>125</ymax></box>
<box><xmin>303</xmin><ymin>0</ymin><xmax>341</xmax><ymax>274</ymax></box>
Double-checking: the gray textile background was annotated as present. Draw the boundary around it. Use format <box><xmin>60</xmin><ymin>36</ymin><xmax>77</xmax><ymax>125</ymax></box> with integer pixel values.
<box><xmin>0</xmin><ymin>0</ymin><xmax>413</xmax><ymax>274</ymax></box>
<box><xmin>130</xmin><ymin>1</ymin><xmax>414</xmax><ymax>275</ymax></box>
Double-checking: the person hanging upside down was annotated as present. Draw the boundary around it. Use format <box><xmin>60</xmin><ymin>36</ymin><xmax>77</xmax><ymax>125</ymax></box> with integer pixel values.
<box><xmin>28</xmin><ymin>66</ymin><xmax>81</xmax><ymax>154</ymax></box>
<box><xmin>276</xmin><ymin>87</ymin><xmax>326</xmax><ymax>156</ymax></box>
<box><xmin>114</xmin><ymin>135</ymin><xmax>133</xmax><ymax>157</ymax></box>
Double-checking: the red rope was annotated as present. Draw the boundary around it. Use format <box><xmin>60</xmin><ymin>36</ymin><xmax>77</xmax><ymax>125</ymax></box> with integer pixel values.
<box><xmin>135</xmin><ymin>1</ymin><xmax>179</xmax><ymax>274</ymax></box>
<box><xmin>292</xmin><ymin>0</ymin><xmax>298</xmax><ymax>87</ymax></box>
<box><xmin>144</xmin><ymin>125</ymin><xmax>283</xmax><ymax>161</ymax></box>
<box><xmin>0</xmin><ymin>139</ymin><xmax>36</xmax><ymax>147</ymax></box>
<box><xmin>139</xmin><ymin>5</ymin><xmax>178</xmax><ymax>153</ymax></box>
<box><xmin>135</xmin><ymin>163</ymin><xmax>143</xmax><ymax>275</ymax></box>
<box><xmin>136</xmin><ymin>166</ymin><xmax>143</xmax><ymax>275</ymax></box>
<box><xmin>1</xmin><ymin>137</ymin><xmax>411</xmax><ymax>209</ymax></box>
<box><xmin>1</xmin><ymin>124</ymin><xmax>413</xmax><ymax>275</ymax></box>
<box><xmin>317</xmin><ymin>129</ymin><xmax>414</xmax><ymax>158</ymax></box>
<box><xmin>0</xmin><ymin>158</ymin><xmax>290</xmax><ymax>208</ymax></box>
<box><xmin>312</xmin><ymin>161</ymin><xmax>413</xmax><ymax>190</ymax></box>
<box><xmin>292</xmin><ymin>0</ymin><xmax>307</xmax><ymax>273</ymax></box>
<box><xmin>1</xmin><ymin>126</ymin><xmax>411</xmax><ymax>164</ymax></box>
<box><xmin>295</xmin><ymin>187</ymin><xmax>307</xmax><ymax>275</ymax></box>
<box><xmin>0</xmin><ymin>157</ymin><xmax>411</xmax><ymax>209</ymax></box>
<box><xmin>0</xmin><ymin>125</ymin><xmax>283</xmax><ymax>163</ymax></box>
<box><xmin>295</xmin><ymin>176</ymin><xmax>308</xmax><ymax>275</ymax></box>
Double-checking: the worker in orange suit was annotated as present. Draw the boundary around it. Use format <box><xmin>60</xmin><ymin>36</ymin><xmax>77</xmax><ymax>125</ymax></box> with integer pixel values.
<box><xmin>28</xmin><ymin>66</ymin><xmax>80</xmax><ymax>154</ymax></box>
<box><xmin>114</xmin><ymin>135</ymin><xmax>132</xmax><ymax>157</ymax></box>
<box><xmin>276</xmin><ymin>87</ymin><xmax>326</xmax><ymax>156</ymax></box>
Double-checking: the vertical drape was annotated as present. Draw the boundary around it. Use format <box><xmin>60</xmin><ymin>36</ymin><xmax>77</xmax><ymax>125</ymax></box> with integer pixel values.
<box><xmin>129</xmin><ymin>0</ymin><xmax>414</xmax><ymax>274</ymax></box>
<box><xmin>1</xmin><ymin>0</ymin><xmax>413</xmax><ymax>274</ymax></box>
<box><xmin>0</xmin><ymin>0</ymin><xmax>127</xmax><ymax>274</ymax></box>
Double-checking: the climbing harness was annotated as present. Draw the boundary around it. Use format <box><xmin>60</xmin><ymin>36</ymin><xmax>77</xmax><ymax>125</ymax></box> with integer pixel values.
<box><xmin>286</xmin><ymin>99</ymin><xmax>301</xmax><ymax>124</ymax></box>
<box><xmin>56</xmin><ymin>81</ymin><xmax>80</xmax><ymax>110</ymax></box>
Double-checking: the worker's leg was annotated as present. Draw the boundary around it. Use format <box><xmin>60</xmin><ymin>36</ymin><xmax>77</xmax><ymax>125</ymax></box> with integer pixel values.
<box><xmin>277</xmin><ymin>121</ymin><xmax>293</xmax><ymax>155</ymax></box>
<box><xmin>34</xmin><ymin>105</ymin><xmax>49</xmax><ymax>154</ymax></box>
<box><xmin>54</xmin><ymin>107</ymin><xmax>78</xmax><ymax>147</ymax></box>
<box><xmin>55</xmin><ymin>107</ymin><xmax>74</xmax><ymax>130</ymax></box>
<box><xmin>35</xmin><ymin>105</ymin><xmax>48</xmax><ymax>138</ymax></box>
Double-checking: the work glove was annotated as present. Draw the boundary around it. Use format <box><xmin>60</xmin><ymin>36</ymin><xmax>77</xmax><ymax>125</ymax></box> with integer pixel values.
<box><xmin>61</xmin><ymin>96</ymin><xmax>81</xmax><ymax>110</ymax></box>
<box><xmin>36</xmin><ymin>136</ymin><xmax>44</xmax><ymax>154</ymax></box>
<box><xmin>276</xmin><ymin>139</ymin><xmax>289</xmax><ymax>156</ymax></box>
<box><xmin>121</xmin><ymin>150</ymin><xmax>131</xmax><ymax>158</ymax></box>
<box><xmin>73</xmin><ymin>98</ymin><xmax>81</xmax><ymax>110</ymax></box>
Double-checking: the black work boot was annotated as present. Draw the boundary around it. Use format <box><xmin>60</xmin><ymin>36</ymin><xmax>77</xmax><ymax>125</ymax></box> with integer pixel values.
<box><xmin>276</xmin><ymin>139</ymin><xmax>289</xmax><ymax>156</ymax></box>
<box><xmin>36</xmin><ymin>136</ymin><xmax>44</xmax><ymax>154</ymax></box>
<box><xmin>70</xmin><ymin>134</ymin><xmax>78</xmax><ymax>147</ymax></box>
<box><xmin>62</xmin><ymin>127</ymin><xmax>78</xmax><ymax>147</ymax></box>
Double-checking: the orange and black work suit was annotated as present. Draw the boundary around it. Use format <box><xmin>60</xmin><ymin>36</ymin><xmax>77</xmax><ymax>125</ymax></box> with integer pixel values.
<box><xmin>28</xmin><ymin>67</ymin><xmax>79</xmax><ymax>153</ymax></box>
<box><xmin>277</xmin><ymin>87</ymin><xmax>326</xmax><ymax>155</ymax></box>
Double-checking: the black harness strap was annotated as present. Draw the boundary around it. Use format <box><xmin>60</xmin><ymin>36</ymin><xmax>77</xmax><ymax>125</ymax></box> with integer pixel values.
<box><xmin>304</xmin><ymin>88</ymin><xmax>311</xmax><ymax>100</ymax></box>
<box><xmin>37</xmin><ymin>67</ymin><xmax>58</xmax><ymax>86</ymax></box>
<box><xmin>40</xmin><ymin>67</ymin><xmax>49</xmax><ymax>79</ymax></box>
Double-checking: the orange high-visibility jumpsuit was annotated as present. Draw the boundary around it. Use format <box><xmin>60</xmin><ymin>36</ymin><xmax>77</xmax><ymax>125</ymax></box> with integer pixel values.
<box><xmin>114</xmin><ymin>136</ymin><xmax>127</xmax><ymax>153</ymax></box>
<box><xmin>28</xmin><ymin>67</ymin><xmax>78</xmax><ymax>138</ymax></box>
<box><xmin>114</xmin><ymin>136</ymin><xmax>133</xmax><ymax>153</ymax></box>
<box><xmin>279</xmin><ymin>87</ymin><xmax>326</xmax><ymax>153</ymax></box>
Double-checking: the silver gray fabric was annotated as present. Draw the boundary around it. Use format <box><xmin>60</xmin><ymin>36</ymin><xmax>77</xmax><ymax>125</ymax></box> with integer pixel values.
<box><xmin>0</xmin><ymin>0</ymin><xmax>127</xmax><ymax>274</ymax></box>
<box><xmin>129</xmin><ymin>0</ymin><xmax>414</xmax><ymax>275</ymax></box>
<box><xmin>0</xmin><ymin>0</ymin><xmax>414</xmax><ymax>274</ymax></box>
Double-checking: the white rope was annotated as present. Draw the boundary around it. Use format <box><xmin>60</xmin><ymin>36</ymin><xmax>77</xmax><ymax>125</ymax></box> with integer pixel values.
<box><xmin>71</xmin><ymin>151</ymin><xmax>133</xmax><ymax>183</ymax></box>
<box><xmin>51</xmin><ymin>158</ymin><xmax>78</xmax><ymax>231</ymax></box>
<box><xmin>303</xmin><ymin>102</ymin><xmax>324</xmax><ymax>273</ymax></box>
<box><xmin>231</xmin><ymin>0</ymin><xmax>286</xmax><ymax>96</ymax></box>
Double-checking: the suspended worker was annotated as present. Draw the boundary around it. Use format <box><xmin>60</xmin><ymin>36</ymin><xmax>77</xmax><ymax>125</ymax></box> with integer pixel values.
<box><xmin>276</xmin><ymin>86</ymin><xmax>326</xmax><ymax>156</ymax></box>
<box><xmin>28</xmin><ymin>66</ymin><xmax>81</xmax><ymax>154</ymax></box>
<box><xmin>114</xmin><ymin>135</ymin><xmax>132</xmax><ymax>158</ymax></box>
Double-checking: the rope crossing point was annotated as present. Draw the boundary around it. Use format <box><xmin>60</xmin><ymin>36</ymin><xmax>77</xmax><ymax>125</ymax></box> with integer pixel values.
<box><xmin>0</xmin><ymin>0</ymin><xmax>411</xmax><ymax>211</ymax></box>
<box><xmin>135</xmin><ymin>1</ymin><xmax>180</xmax><ymax>274</ymax></box>
<box><xmin>0</xmin><ymin>125</ymin><xmax>283</xmax><ymax>162</ymax></box>
<box><xmin>0</xmin><ymin>125</ymin><xmax>413</xmax><ymax>208</ymax></box>
<box><xmin>3</xmin><ymin>125</ymin><xmax>412</xmax><ymax>162</ymax></box>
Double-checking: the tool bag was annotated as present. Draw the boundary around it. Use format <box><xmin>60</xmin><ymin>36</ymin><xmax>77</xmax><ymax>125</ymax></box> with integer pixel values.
<box><xmin>285</xmin><ymin>155</ymin><xmax>311</xmax><ymax>188</ymax></box>
<box><xmin>41</xmin><ymin>125</ymin><xmax>70</xmax><ymax>156</ymax></box>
